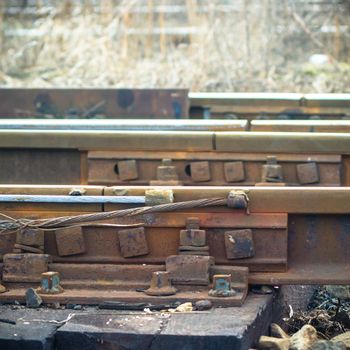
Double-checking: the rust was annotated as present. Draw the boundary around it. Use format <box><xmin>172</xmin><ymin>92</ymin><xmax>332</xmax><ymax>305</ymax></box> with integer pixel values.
<box><xmin>189</xmin><ymin>161</ymin><xmax>211</xmax><ymax>182</ymax></box>
<box><xmin>0</xmin><ymin>185</ymin><xmax>349</xmax><ymax>307</ymax></box>
<box><xmin>117</xmin><ymin>227</ymin><xmax>149</xmax><ymax>258</ymax></box>
<box><xmin>297</xmin><ymin>162</ymin><xmax>320</xmax><ymax>184</ymax></box>
<box><xmin>149</xmin><ymin>158</ymin><xmax>182</xmax><ymax>186</ymax></box>
<box><xmin>55</xmin><ymin>227</ymin><xmax>86</xmax><ymax>257</ymax></box>
<box><xmin>166</xmin><ymin>255</ymin><xmax>214</xmax><ymax>285</ymax></box>
<box><xmin>261</xmin><ymin>156</ymin><xmax>284</xmax><ymax>183</ymax></box>
<box><xmin>144</xmin><ymin>271</ymin><xmax>177</xmax><ymax>296</ymax></box>
<box><xmin>117</xmin><ymin>160</ymin><xmax>139</xmax><ymax>181</ymax></box>
<box><xmin>224</xmin><ymin>161</ymin><xmax>245</xmax><ymax>182</ymax></box>
<box><xmin>3</xmin><ymin>253</ymin><xmax>50</xmax><ymax>282</ymax></box>
<box><xmin>0</xmin><ymin>88</ymin><xmax>189</xmax><ymax>118</ymax></box>
<box><xmin>224</xmin><ymin>229</ymin><xmax>255</xmax><ymax>260</ymax></box>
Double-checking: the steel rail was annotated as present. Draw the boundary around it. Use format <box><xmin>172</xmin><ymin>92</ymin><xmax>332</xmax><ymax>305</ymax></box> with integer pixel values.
<box><xmin>0</xmin><ymin>119</ymin><xmax>247</xmax><ymax>131</ymax></box>
<box><xmin>0</xmin><ymin>195</ymin><xmax>145</xmax><ymax>204</ymax></box>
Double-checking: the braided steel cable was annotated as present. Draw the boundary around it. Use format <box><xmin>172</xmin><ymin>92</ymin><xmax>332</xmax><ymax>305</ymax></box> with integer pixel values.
<box><xmin>0</xmin><ymin>197</ymin><xmax>228</xmax><ymax>233</ymax></box>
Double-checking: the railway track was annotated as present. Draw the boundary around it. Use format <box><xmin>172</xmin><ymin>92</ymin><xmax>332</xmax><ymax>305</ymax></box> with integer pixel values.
<box><xmin>0</xmin><ymin>185</ymin><xmax>349</xmax><ymax>305</ymax></box>
<box><xmin>0</xmin><ymin>88</ymin><xmax>349</xmax><ymax>348</ymax></box>
<box><xmin>1</xmin><ymin>88</ymin><xmax>350</xmax><ymax>119</ymax></box>
<box><xmin>0</xmin><ymin>127</ymin><xmax>348</xmax><ymax>186</ymax></box>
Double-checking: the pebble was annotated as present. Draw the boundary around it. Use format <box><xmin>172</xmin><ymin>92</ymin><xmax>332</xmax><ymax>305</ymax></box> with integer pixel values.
<box><xmin>73</xmin><ymin>304</ymin><xmax>83</xmax><ymax>310</ymax></box>
<box><xmin>332</xmin><ymin>332</ymin><xmax>350</xmax><ymax>350</ymax></box>
<box><xmin>195</xmin><ymin>300</ymin><xmax>213</xmax><ymax>311</ymax></box>
<box><xmin>311</xmin><ymin>340</ymin><xmax>346</xmax><ymax>350</ymax></box>
<box><xmin>49</xmin><ymin>302</ymin><xmax>61</xmax><ymax>309</ymax></box>
<box><xmin>290</xmin><ymin>325</ymin><xmax>318</xmax><ymax>350</ymax></box>
<box><xmin>25</xmin><ymin>288</ymin><xmax>42</xmax><ymax>308</ymax></box>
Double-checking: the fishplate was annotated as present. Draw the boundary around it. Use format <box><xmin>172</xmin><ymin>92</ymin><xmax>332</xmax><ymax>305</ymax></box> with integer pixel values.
<box><xmin>88</xmin><ymin>151</ymin><xmax>341</xmax><ymax>186</ymax></box>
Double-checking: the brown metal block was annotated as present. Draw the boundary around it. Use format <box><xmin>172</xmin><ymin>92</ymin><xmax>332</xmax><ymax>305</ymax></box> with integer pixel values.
<box><xmin>224</xmin><ymin>229</ymin><xmax>255</xmax><ymax>259</ymax></box>
<box><xmin>117</xmin><ymin>160</ymin><xmax>138</xmax><ymax>181</ymax></box>
<box><xmin>297</xmin><ymin>162</ymin><xmax>319</xmax><ymax>184</ymax></box>
<box><xmin>224</xmin><ymin>162</ymin><xmax>245</xmax><ymax>182</ymax></box>
<box><xmin>118</xmin><ymin>227</ymin><xmax>149</xmax><ymax>258</ymax></box>
<box><xmin>16</xmin><ymin>228</ymin><xmax>44</xmax><ymax>247</ymax></box>
<box><xmin>166</xmin><ymin>255</ymin><xmax>214</xmax><ymax>285</ymax></box>
<box><xmin>55</xmin><ymin>227</ymin><xmax>86</xmax><ymax>257</ymax></box>
<box><xmin>3</xmin><ymin>253</ymin><xmax>50</xmax><ymax>282</ymax></box>
<box><xmin>190</xmin><ymin>161</ymin><xmax>211</xmax><ymax>182</ymax></box>
<box><xmin>179</xmin><ymin>229</ymin><xmax>206</xmax><ymax>247</ymax></box>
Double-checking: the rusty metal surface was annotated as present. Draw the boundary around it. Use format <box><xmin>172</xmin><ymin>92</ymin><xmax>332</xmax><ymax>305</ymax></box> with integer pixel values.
<box><xmin>0</xmin><ymin>130</ymin><xmax>347</xmax><ymax>186</ymax></box>
<box><xmin>105</xmin><ymin>186</ymin><xmax>350</xmax><ymax>213</ymax></box>
<box><xmin>0</xmin><ymin>149</ymin><xmax>82</xmax><ymax>185</ymax></box>
<box><xmin>2</xmin><ymin>89</ymin><xmax>350</xmax><ymax>120</ymax></box>
<box><xmin>3</xmin><ymin>254</ymin><xmax>50</xmax><ymax>282</ymax></box>
<box><xmin>0</xmin><ymin>185</ymin><xmax>350</xmax><ymax>310</ymax></box>
<box><xmin>88</xmin><ymin>151</ymin><xmax>341</xmax><ymax>186</ymax></box>
<box><xmin>0</xmin><ymin>88</ymin><xmax>189</xmax><ymax>118</ymax></box>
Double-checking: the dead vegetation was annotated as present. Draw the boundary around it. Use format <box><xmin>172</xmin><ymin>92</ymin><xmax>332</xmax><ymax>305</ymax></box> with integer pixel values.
<box><xmin>0</xmin><ymin>0</ymin><xmax>350</xmax><ymax>92</ymax></box>
<box><xmin>285</xmin><ymin>287</ymin><xmax>350</xmax><ymax>340</ymax></box>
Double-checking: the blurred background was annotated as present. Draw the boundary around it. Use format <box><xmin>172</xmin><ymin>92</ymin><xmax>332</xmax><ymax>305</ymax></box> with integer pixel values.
<box><xmin>0</xmin><ymin>0</ymin><xmax>350</xmax><ymax>92</ymax></box>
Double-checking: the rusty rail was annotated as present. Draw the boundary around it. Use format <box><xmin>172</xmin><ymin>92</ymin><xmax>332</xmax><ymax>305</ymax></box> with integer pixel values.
<box><xmin>0</xmin><ymin>185</ymin><xmax>348</xmax><ymax>306</ymax></box>
<box><xmin>1</xmin><ymin>88</ymin><xmax>350</xmax><ymax>119</ymax></box>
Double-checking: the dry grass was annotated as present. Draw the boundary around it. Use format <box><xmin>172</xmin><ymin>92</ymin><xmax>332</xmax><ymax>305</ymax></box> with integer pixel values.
<box><xmin>0</xmin><ymin>0</ymin><xmax>350</xmax><ymax>92</ymax></box>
